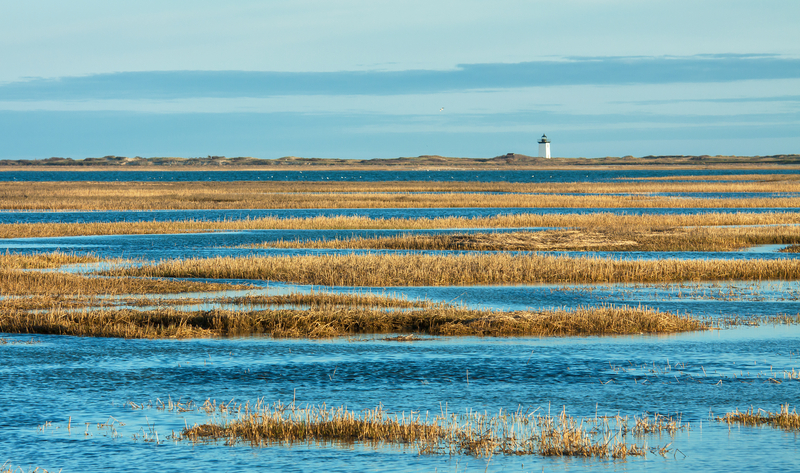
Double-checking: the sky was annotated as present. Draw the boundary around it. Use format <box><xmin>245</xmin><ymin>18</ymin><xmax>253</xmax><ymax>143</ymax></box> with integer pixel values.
<box><xmin>0</xmin><ymin>0</ymin><xmax>798</xmax><ymax>159</ymax></box>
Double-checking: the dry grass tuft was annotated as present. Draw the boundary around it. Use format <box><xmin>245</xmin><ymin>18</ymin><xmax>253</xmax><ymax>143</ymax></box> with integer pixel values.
<box><xmin>633</xmin><ymin>413</ymin><xmax>686</xmax><ymax>435</ymax></box>
<box><xmin>0</xmin><ymin>269</ymin><xmax>248</xmax><ymax>296</ymax></box>
<box><xmin>0</xmin><ymin>251</ymin><xmax>99</xmax><ymax>268</ymax></box>
<box><xmin>182</xmin><ymin>401</ymin><xmax>663</xmax><ymax>458</ymax></box>
<box><xmin>719</xmin><ymin>405</ymin><xmax>800</xmax><ymax>431</ymax></box>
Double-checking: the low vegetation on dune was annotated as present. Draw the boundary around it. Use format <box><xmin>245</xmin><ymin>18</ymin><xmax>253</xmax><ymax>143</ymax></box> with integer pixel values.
<box><xmin>103</xmin><ymin>253</ymin><xmax>800</xmax><ymax>286</ymax></box>
<box><xmin>3</xmin><ymin>153</ymin><xmax>799</xmax><ymax>169</ymax></box>
<box><xmin>0</xmin><ymin>304</ymin><xmax>706</xmax><ymax>339</ymax></box>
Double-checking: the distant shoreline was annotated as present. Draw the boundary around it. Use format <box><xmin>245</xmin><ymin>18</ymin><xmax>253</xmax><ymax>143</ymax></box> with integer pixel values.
<box><xmin>1</xmin><ymin>153</ymin><xmax>799</xmax><ymax>171</ymax></box>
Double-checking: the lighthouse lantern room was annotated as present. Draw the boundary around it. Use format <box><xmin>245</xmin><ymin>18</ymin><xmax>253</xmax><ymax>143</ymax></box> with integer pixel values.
<box><xmin>538</xmin><ymin>134</ymin><xmax>551</xmax><ymax>159</ymax></box>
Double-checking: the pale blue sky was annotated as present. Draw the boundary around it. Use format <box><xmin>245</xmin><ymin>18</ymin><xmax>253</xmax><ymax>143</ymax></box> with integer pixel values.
<box><xmin>1</xmin><ymin>0</ymin><xmax>798</xmax><ymax>159</ymax></box>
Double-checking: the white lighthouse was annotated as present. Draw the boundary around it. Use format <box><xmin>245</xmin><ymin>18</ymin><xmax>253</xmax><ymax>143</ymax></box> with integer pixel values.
<box><xmin>538</xmin><ymin>134</ymin><xmax>551</xmax><ymax>159</ymax></box>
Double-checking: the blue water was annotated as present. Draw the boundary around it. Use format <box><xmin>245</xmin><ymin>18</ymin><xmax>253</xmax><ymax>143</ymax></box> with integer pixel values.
<box><xmin>1</xmin><ymin>169</ymin><xmax>798</xmax><ymax>182</ymax></box>
<box><xmin>2</xmin><ymin>327</ymin><xmax>799</xmax><ymax>472</ymax></box>
<box><xmin>2</xmin><ymin>207</ymin><xmax>798</xmax><ymax>224</ymax></box>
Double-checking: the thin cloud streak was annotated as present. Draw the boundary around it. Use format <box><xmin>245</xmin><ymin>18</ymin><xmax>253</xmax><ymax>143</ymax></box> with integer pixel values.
<box><xmin>1</xmin><ymin>55</ymin><xmax>799</xmax><ymax>100</ymax></box>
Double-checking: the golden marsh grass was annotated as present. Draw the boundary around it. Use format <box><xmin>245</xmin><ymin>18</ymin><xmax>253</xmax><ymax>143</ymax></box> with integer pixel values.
<box><xmin>0</xmin><ymin>305</ymin><xmax>706</xmax><ymax>338</ymax></box>
<box><xmin>0</xmin><ymin>294</ymin><xmax>96</xmax><ymax>311</ymax></box>
<box><xmin>2</xmin><ymin>180</ymin><xmax>799</xmax><ymax>210</ymax></box>
<box><xmin>0</xmin><ymin>251</ymin><xmax>99</xmax><ymax>268</ymax></box>
<box><xmin>181</xmin><ymin>401</ymin><xmax>681</xmax><ymax>458</ymax></box>
<box><xmin>257</xmin><ymin>225</ymin><xmax>800</xmax><ymax>252</ymax></box>
<box><xmin>214</xmin><ymin>292</ymin><xmax>428</xmax><ymax>308</ymax></box>
<box><xmin>3</xmin><ymin>212</ymin><xmax>800</xmax><ymax>239</ymax></box>
<box><xmin>77</xmin><ymin>291</ymin><xmax>428</xmax><ymax>310</ymax></box>
<box><xmin>104</xmin><ymin>253</ymin><xmax>800</xmax><ymax>286</ymax></box>
<box><xmin>719</xmin><ymin>405</ymin><xmax>800</xmax><ymax>431</ymax></box>
<box><xmin>0</xmin><ymin>269</ymin><xmax>249</xmax><ymax>296</ymax></box>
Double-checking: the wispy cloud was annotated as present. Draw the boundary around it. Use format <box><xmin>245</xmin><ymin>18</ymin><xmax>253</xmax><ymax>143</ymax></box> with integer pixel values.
<box><xmin>2</xmin><ymin>55</ymin><xmax>799</xmax><ymax>101</ymax></box>
<box><xmin>615</xmin><ymin>95</ymin><xmax>800</xmax><ymax>106</ymax></box>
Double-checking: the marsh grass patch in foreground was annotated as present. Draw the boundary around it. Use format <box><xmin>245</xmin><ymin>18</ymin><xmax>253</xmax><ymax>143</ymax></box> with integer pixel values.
<box><xmin>0</xmin><ymin>305</ymin><xmax>707</xmax><ymax>338</ymax></box>
<box><xmin>182</xmin><ymin>400</ymin><xmax>686</xmax><ymax>458</ymax></box>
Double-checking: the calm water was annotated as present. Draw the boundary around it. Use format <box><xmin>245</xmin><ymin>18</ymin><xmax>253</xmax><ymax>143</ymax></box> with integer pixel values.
<box><xmin>2</xmin><ymin>168</ymin><xmax>798</xmax><ymax>182</ymax></box>
<box><xmin>2</xmin><ymin>207</ymin><xmax>798</xmax><ymax>225</ymax></box>
<box><xmin>2</xmin><ymin>170</ymin><xmax>799</xmax><ymax>472</ymax></box>
<box><xmin>2</xmin><ymin>327</ymin><xmax>799</xmax><ymax>472</ymax></box>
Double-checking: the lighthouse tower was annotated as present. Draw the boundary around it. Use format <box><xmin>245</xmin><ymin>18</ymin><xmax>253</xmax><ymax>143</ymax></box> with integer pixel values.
<box><xmin>538</xmin><ymin>134</ymin><xmax>551</xmax><ymax>159</ymax></box>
